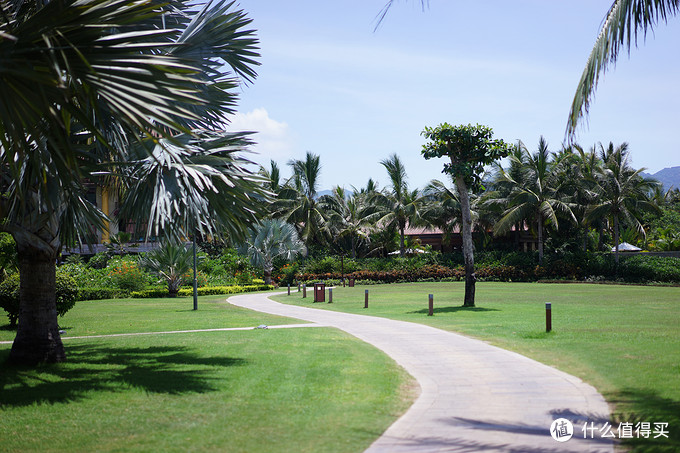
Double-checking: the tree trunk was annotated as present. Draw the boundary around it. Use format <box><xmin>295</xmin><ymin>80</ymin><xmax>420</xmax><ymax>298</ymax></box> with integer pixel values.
<box><xmin>264</xmin><ymin>261</ymin><xmax>273</xmax><ymax>285</ymax></box>
<box><xmin>9</xmin><ymin>244</ymin><xmax>65</xmax><ymax>365</ymax></box>
<box><xmin>351</xmin><ymin>238</ymin><xmax>356</xmax><ymax>259</ymax></box>
<box><xmin>399</xmin><ymin>225</ymin><xmax>406</xmax><ymax>258</ymax></box>
<box><xmin>455</xmin><ymin>175</ymin><xmax>475</xmax><ymax>307</ymax></box>
<box><xmin>614</xmin><ymin>215</ymin><xmax>620</xmax><ymax>265</ymax></box>
<box><xmin>537</xmin><ymin>215</ymin><xmax>544</xmax><ymax>264</ymax></box>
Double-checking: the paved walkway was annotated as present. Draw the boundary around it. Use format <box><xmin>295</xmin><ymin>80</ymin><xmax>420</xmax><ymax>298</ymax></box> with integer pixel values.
<box><xmin>229</xmin><ymin>292</ymin><xmax>614</xmax><ymax>453</ymax></box>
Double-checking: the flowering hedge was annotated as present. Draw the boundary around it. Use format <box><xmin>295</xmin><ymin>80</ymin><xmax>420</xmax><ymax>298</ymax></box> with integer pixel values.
<box><xmin>296</xmin><ymin>263</ymin><xmax>536</xmax><ymax>284</ymax></box>
<box><xmin>130</xmin><ymin>284</ymin><xmax>274</xmax><ymax>298</ymax></box>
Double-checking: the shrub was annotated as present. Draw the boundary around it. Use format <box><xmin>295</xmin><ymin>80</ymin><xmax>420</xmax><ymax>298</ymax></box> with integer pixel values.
<box><xmin>180</xmin><ymin>270</ymin><xmax>208</xmax><ymax>288</ymax></box>
<box><xmin>129</xmin><ymin>284</ymin><xmax>274</xmax><ymax>298</ymax></box>
<box><xmin>76</xmin><ymin>287</ymin><xmax>127</xmax><ymax>301</ymax></box>
<box><xmin>108</xmin><ymin>258</ymin><xmax>151</xmax><ymax>292</ymax></box>
<box><xmin>87</xmin><ymin>252</ymin><xmax>110</xmax><ymax>269</ymax></box>
<box><xmin>0</xmin><ymin>274</ymin><xmax>19</xmax><ymax>326</ymax></box>
<box><xmin>59</xmin><ymin>262</ymin><xmax>112</xmax><ymax>288</ymax></box>
<box><xmin>619</xmin><ymin>255</ymin><xmax>680</xmax><ymax>283</ymax></box>
<box><xmin>277</xmin><ymin>262</ymin><xmax>299</xmax><ymax>286</ymax></box>
<box><xmin>0</xmin><ymin>270</ymin><xmax>78</xmax><ymax>327</ymax></box>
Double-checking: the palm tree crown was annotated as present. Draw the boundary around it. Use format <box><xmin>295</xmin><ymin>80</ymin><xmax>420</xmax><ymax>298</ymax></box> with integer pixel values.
<box><xmin>493</xmin><ymin>137</ymin><xmax>576</xmax><ymax>263</ymax></box>
<box><xmin>373</xmin><ymin>154</ymin><xmax>427</xmax><ymax>258</ymax></box>
<box><xmin>1</xmin><ymin>0</ymin><xmax>267</xmax><ymax>365</ymax></box>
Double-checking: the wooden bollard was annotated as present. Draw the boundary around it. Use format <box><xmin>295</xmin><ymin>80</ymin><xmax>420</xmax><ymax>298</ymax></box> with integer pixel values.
<box><xmin>343</xmin><ymin>278</ymin><xmax>346</xmax><ymax>287</ymax></box>
<box><xmin>329</xmin><ymin>288</ymin><xmax>333</xmax><ymax>303</ymax></box>
<box><xmin>287</xmin><ymin>284</ymin><xmax>290</xmax><ymax>296</ymax></box>
<box><xmin>546</xmin><ymin>302</ymin><xmax>552</xmax><ymax>332</ymax></box>
<box><xmin>428</xmin><ymin>294</ymin><xmax>434</xmax><ymax>316</ymax></box>
<box><xmin>302</xmin><ymin>284</ymin><xmax>306</xmax><ymax>298</ymax></box>
<box><xmin>364</xmin><ymin>289</ymin><xmax>368</xmax><ymax>308</ymax></box>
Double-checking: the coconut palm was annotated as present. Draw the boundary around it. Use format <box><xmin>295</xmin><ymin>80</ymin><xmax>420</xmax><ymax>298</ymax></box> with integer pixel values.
<box><xmin>558</xmin><ymin>144</ymin><xmax>603</xmax><ymax>252</ymax></box>
<box><xmin>493</xmin><ymin>137</ymin><xmax>576</xmax><ymax>263</ymax></box>
<box><xmin>140</xmin><ymin>242</ymin><xmax>195</xmax><ymax>297</ymax></box>
<box><xmin>240</xmin><ymin>219</ymin><xmax>307</xmax><ymax>285</ymax></box>
<box><xmin>320</xmin><ymin>186</ymin><xmax>378</xmax><ymax>258</ymax></box>
<box><xmin>0</xmin><ymin>0</ymin><xmax>268</xmax><ymax>364</ymax></box>
<box><xmin>275</xmin><ymin>152</ymin><xmax>329</xmax><ymax>246</ymax></box>
<box><xmin>372</xmin><ymin>154</ymin><xmax>428</xmax><ymax>257</ymax></box>
<box><xmin>568</xmin><ymin>1</ymin><xmax>680</xmax><ymax>137</ymax></box>
<box><xmin>586</xmin><ymin>145</ymin><xmax>660</xmax><ymax>263</ymax></box>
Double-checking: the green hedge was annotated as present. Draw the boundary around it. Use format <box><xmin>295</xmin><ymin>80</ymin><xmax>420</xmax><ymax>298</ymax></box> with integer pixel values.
<box><xmin>0</xmin><ymin>271</ymin><xmax>78</xmax><ymax>327</ymax></box>
<box><xmin>297</xmin><ymin>254</ymin><xmax>680</xmax><ymax>285</ymax></box>
<box><xmin>76</xmin><ymin>287</ymin><xmax>128</xmax><ymax>301</ymax></box>
<box><xmin>130</xmin><ymin>284</ymin><xmax>274</xmax><ymax>298</ymax></box>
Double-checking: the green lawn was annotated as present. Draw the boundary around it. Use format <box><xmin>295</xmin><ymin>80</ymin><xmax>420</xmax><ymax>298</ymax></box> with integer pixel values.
<box><xmin>0</xmin><ymin>295</ymin><xmax>414</xmax><ymax>453</ymax></box>
<box><xmin>274</xmin><ymin>282</ymin><xmax>680</xmax><ymax>452</ymax></box>
<box><xmin>0</xmin><ymin>293</ymin><xmax>303</xmax><ymax>342</ymax></box>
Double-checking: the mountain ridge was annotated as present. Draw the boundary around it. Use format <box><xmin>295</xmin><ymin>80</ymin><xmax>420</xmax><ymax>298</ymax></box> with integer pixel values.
<box><xmin>641</xmin><ymin>166</ymin><xmax>680</xmax><ymax>191</ymax></box>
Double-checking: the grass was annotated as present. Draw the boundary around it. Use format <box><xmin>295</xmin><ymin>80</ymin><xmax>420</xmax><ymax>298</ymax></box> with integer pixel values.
<box><xmin>0</xmin><ymin>295</ymin><xmax>414</xmax><ymax>453</ymax></box>
<box><xmin>0</xmin><ymin>293</ymin><xmax>302</xmax><ymax>342</ymax></box>
<box><xmin>274</xmin><ymin>281</ymin><xmax>680</xmax><ymax>452</ymax></box>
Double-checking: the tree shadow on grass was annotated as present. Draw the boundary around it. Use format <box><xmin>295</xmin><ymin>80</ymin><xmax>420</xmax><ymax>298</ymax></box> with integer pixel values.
<box><xmin>408</xmin><ymin>306</ymin><xmax>500</xmax><ymax>315</ymax></box>
<box><xmin>0</xmin><ymin>343</ymin><xmax>246</xmax><ymax>407</ymax></box>
<box><xmin>607</xmin><ymin>388</ymin><xmax>680</xmax><ymax>452</ymax></box>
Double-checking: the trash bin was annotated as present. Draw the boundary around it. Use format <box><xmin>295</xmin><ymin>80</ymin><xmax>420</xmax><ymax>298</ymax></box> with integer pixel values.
<box><xmin>313</xmin><ymin>283</ymin><xmax>325</xmax><ymax>302</ymax></box>
<box><xmin>348</xmin><ymin>277</ymin><xmax>355</xmax><ymax>287</ymax></box>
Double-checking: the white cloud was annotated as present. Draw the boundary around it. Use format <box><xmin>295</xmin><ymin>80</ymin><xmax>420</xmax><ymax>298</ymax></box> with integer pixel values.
<box><xmin>227</xmin><ymin>108</ymin><xmax>295</xmax><ymax>164</ymax></box>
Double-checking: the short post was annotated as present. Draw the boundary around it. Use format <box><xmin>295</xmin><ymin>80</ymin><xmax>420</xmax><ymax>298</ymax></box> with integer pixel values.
<box><xmin>287</xmin><ymin>284</ymin><xmax>290</xmax><ymax>296</ymax></box>
<box><xmin>546</xmin><ymin>302</ymin><xmax>552</xmax><ymax>332</ymax></box>
<box><xmin>364</xmin><ymin>289</ymin><xmax>368</xmax><ymax>308</ymax></box>
<box><xmin>329</xmin><ymin>287</ymin><xmax>333</xmax><ymax>303</ymax></box>
<box><xmin>302</xmin><ymin>284</ymin><xmax>306</xmax><ymax>298</ymax></box>
<box><xmin>428</xmin><ymin>294</ymin><xmax>434</xmax><ymax>316</ymax></box>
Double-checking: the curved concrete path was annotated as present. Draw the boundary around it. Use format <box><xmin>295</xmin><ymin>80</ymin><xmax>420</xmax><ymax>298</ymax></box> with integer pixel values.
<box><xmin>229</xmin><ymin>292</ymin><xmax>614</xmax><ymax>453</ymax></box>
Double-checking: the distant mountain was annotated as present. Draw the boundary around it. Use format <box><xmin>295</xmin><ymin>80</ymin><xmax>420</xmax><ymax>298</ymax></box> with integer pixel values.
<box><xmin>642</xmin><ymin>166</ymin><xmax>680</xmax><ymax>191</ymax></box>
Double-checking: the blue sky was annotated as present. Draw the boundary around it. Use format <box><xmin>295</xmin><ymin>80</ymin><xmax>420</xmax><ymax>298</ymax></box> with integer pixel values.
<box><xmin>229</xmin><ymin>1</ymin><xmax>680</xmax><ymax>191</ymax></box>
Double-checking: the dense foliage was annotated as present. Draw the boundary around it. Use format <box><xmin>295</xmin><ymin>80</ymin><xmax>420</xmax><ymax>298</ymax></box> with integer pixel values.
<box><xmin>0</xmin><ymin>271</ymin><xmax>78</xmax><ymax>327</ymax></box>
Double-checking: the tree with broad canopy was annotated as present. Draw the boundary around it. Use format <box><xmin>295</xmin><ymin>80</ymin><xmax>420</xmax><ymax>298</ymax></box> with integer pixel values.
<box><xmin>421</xmin><ymin>123</ymin><xmax>512</xmax><ymax>307</ymax></box>
<box><xmin>0</xmin><ymin>0</ymin><xmax>269</xmax><ymax>365</ymax></box>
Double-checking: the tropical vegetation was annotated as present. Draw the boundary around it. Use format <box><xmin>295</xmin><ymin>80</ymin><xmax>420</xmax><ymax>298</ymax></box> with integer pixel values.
<box><xmin>0</xmin><ymin>0</ymin><xmax>268</xmax><ymax>364</ymax></box>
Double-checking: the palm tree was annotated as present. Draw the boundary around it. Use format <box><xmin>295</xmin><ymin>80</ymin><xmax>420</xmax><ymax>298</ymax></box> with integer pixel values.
<box><xmin>0</xmin><ymin>0</ymin><xmax>268</xmax><ymax>365</ymax></box>
<box><xmin>259</xmin><ymin>160</ymin><xmax>284</xmax><ymax>196</ymax></box>
<box><xmin>567</xmin><ymin>1</ymin><xmax>680</xmax><ymax>137</ymax></box>
<box><xmin>493</xmin><ymin>138</ymin><xmax>576</xmax><ymax>263</ymax></box>
<box><xmin>140</xmin><ymin>242</ymin><xmax>195</xmax><ymax>297</ymax></box>
<box><xmin>320</xmin><ymin>186</ymin><xmax>377</xmax><ymax>258</ymax></box>
<box><xmin>559</xmin><ymin>144</ymin><xmax>603</xmax><ymax>252</ymax></box>
<box><xmin>373</xmin><ymin>154</ymin><xmax>428</xmax><ymax>257</ymax></box>
<box><xmin>586</xmin><ymin>145</ymin><xmax>660</xmax><ymax>263</ymax></box>
<box><xmin>275</xmin><ymin>152</ymin><xmax>329</xmax><ymax>246</ymax></box>
<box><xmin>240</xmin><ymin>219</ymin><xmax>307</xmax><ymax>285</ymax></box>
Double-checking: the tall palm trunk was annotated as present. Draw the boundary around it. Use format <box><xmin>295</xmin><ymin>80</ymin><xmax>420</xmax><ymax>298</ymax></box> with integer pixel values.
<box><xmin>399</xmin><ymin>224</ymin><xmax>406</xmax><ymax>258</ymax></box>
<box><xmin>614</xmin><ymin>215</ymin><xmax>620</xmax><ymax>265</ymax></box>
<box><xmin>537</xmin><ymin>214</ymin><xmax>544</xmax><ymax>264</ymax></box>
<box><xmin>10</xmin><ymin>242</ymin><xmax>65</xmax><ymax>365</ymax></box>
<box><xmin>455</xmin><ymin>175</ymin><xmax>475</xmax><ymax>307</ymax></box>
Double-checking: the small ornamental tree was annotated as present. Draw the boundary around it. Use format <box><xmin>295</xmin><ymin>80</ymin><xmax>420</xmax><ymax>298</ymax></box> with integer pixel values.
<box><xmin>240</xmin><ymin>219</ymin><xmax>307</xmax><ymax>285</ymax></box>
<box><xmin>421</xmin><ymin>123</ymin><xmax>512</xmax><ymax>307</ymax></box>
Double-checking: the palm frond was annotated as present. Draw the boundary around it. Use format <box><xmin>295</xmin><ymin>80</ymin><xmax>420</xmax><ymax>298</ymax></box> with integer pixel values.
<box><xmin>567</xmin><ymin>0</ymin><xmax>680</xmax><ymax>139</ymax></box>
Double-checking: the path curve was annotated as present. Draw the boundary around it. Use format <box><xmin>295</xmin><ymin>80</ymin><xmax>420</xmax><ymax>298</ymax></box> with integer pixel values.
<box><xmin>229</xmin><ymin>292</ymin><xmax>614</xmax><ymax>453</ymax></box>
